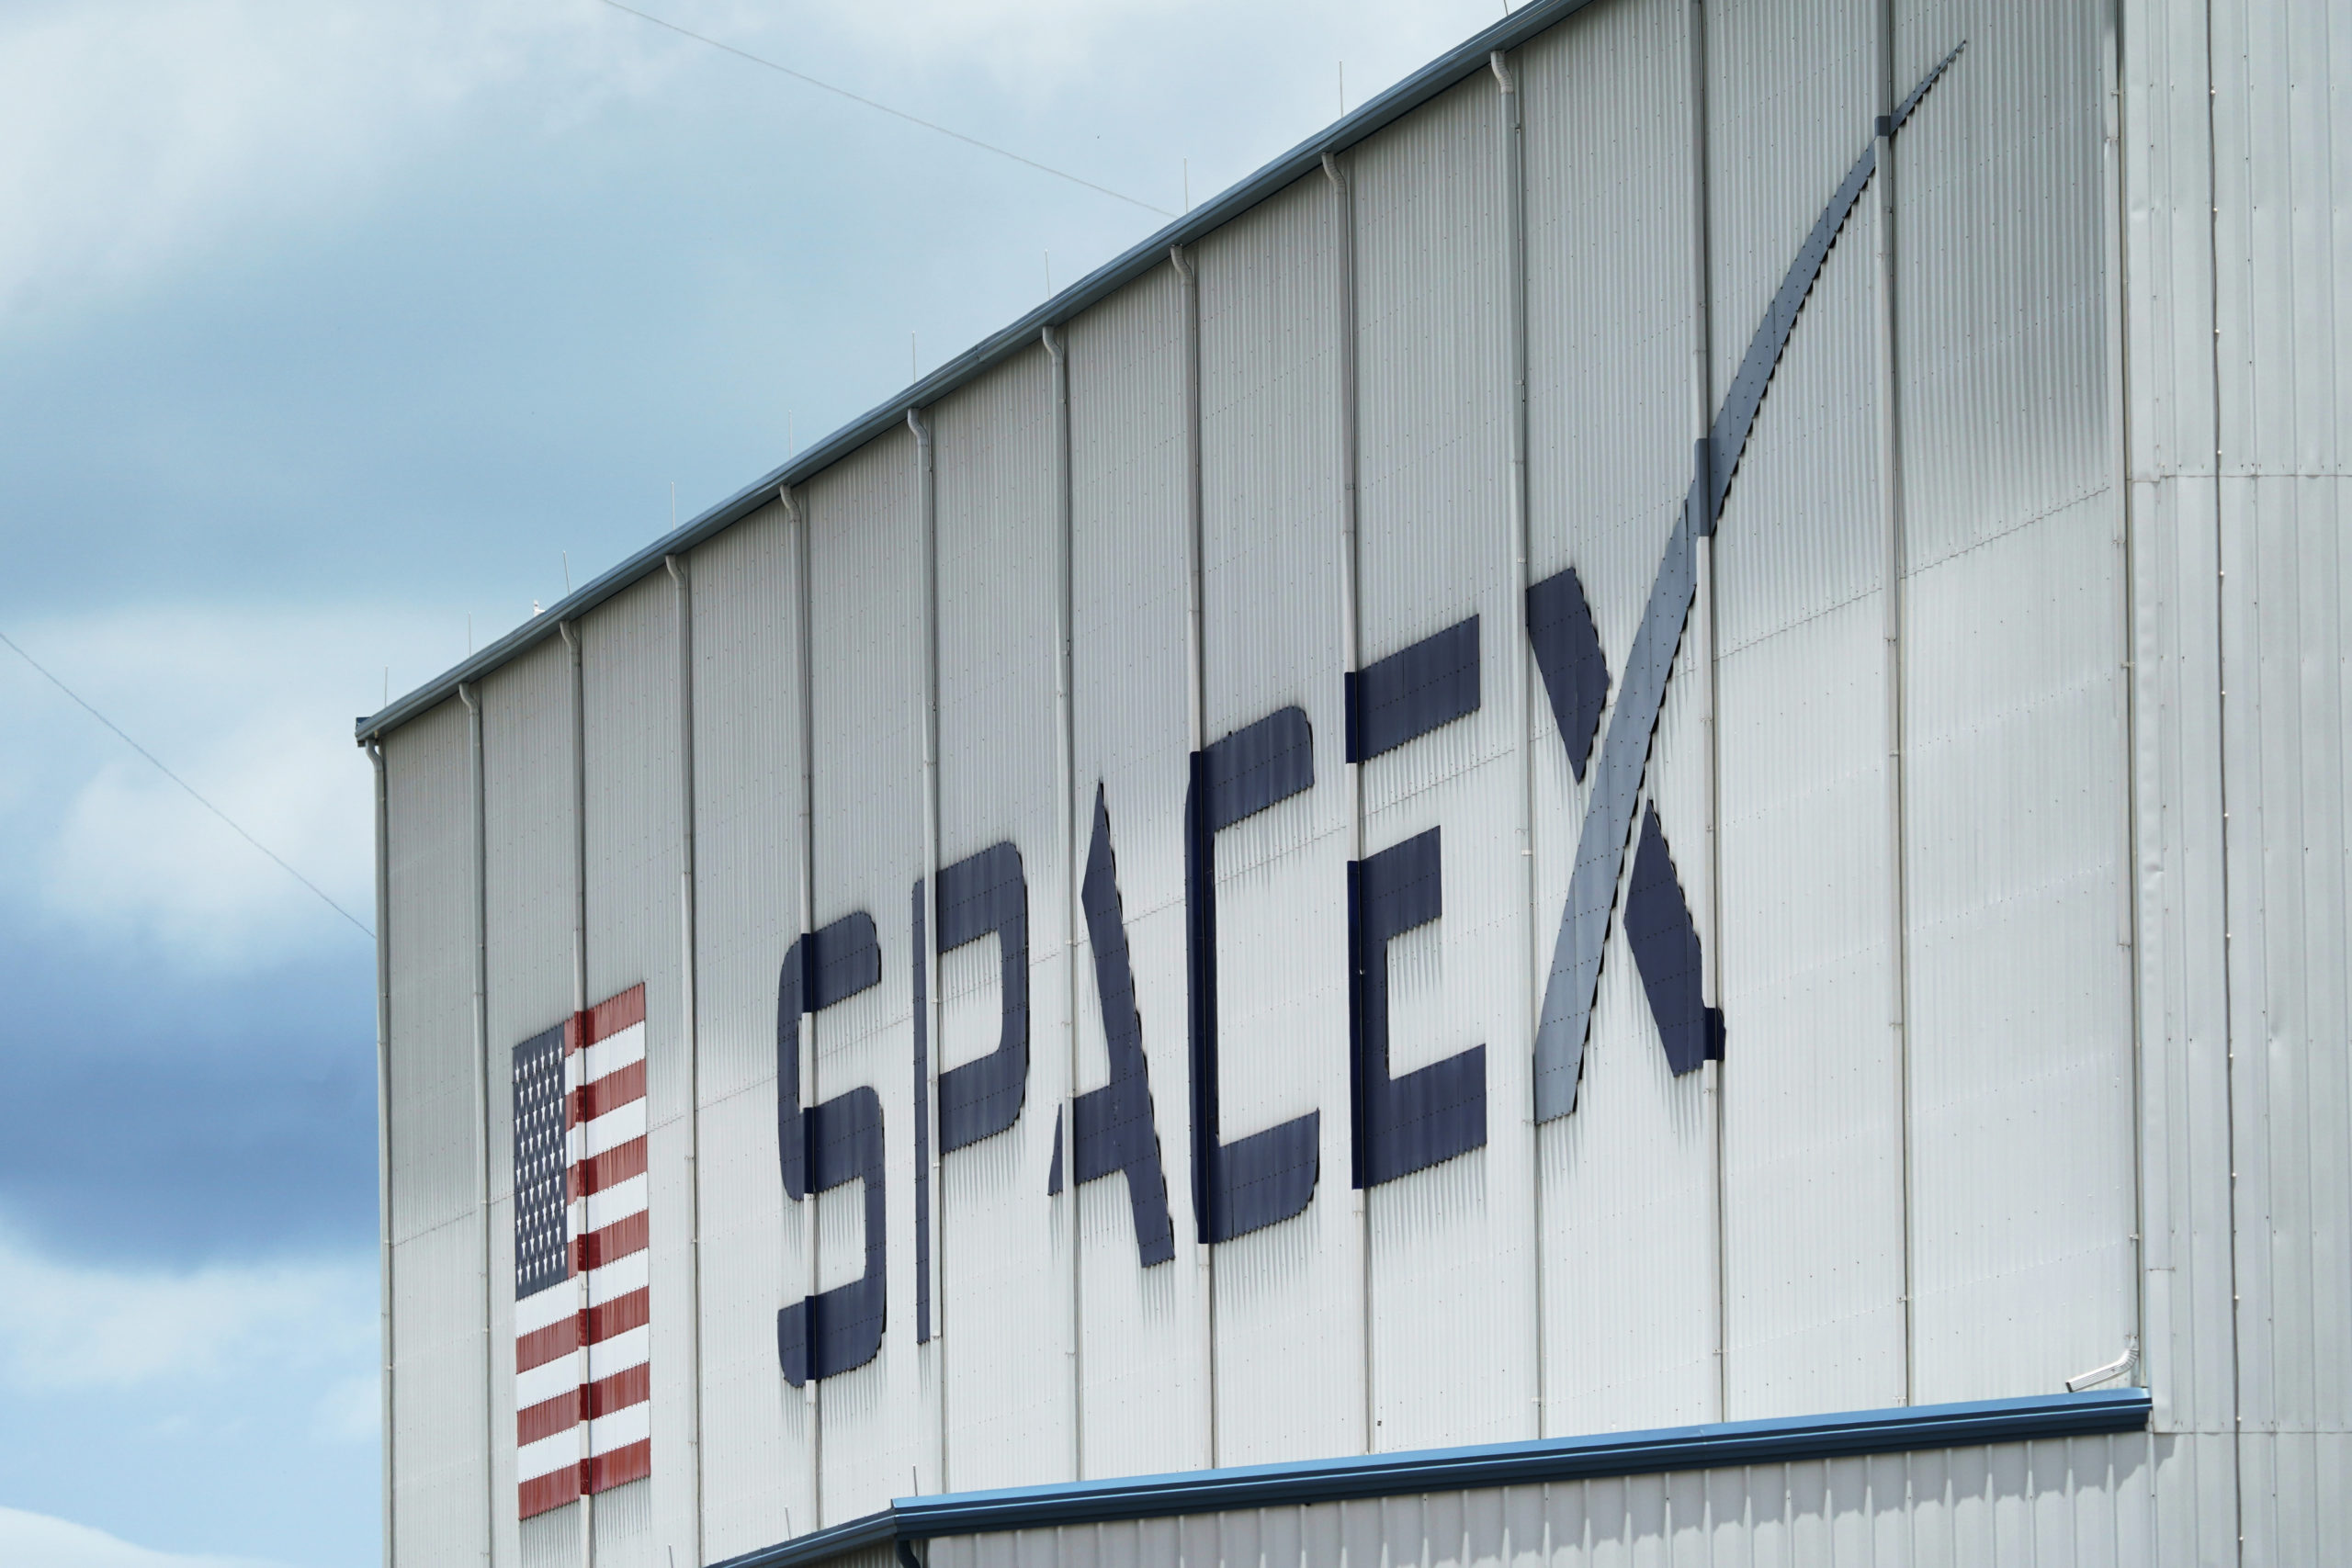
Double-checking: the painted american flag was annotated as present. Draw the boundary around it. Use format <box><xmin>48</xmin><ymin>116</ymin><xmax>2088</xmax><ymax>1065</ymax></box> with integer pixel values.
<box><xmin>512</xmin><ymin>985</ymin><xmax>652</xmax><ymax>1519</ymax></box>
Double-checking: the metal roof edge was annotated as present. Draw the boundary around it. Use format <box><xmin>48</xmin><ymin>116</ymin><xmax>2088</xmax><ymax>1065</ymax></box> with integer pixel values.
<box><xmin>354</xmin><ymin>0</ymin><xmax>1600</xmax><ymax>744</ymax></box>
<box><xmin>707</xmin><ymin>1389</ymin><xmax>2150</xmax><ymax>1566</ymax></box>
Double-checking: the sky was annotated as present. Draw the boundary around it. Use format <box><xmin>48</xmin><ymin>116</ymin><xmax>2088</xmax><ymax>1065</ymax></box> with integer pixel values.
<box><xmin>0</xmin><ymin>1</ymin><xmax>1521</xmax><ymax>1563</ymax></box>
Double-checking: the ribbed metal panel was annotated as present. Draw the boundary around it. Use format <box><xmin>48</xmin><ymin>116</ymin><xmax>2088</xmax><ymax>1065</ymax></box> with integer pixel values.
<box><xmin>2208</xmin><ymin>3</ymin><xmax>2352</xmax><ymax>1554</ymax></box>
<box><xmin>808</xmin><ymin>429</ymin><xmax>924</xmax><ymax>1522</ymax></box>
<box><xmin>385</xmin><ymin>695</ymin><xmax>490</xmax><ymax>1567</ymax></box>
<box><xmin>387</xmin><ymin>698</ymin><xmax>476</xmax><ymax>1244</ymax></box>
<box><xmin>1066</xmin><ymin>266</ymin><xmax>1206</xmax><ymax>1481</ymax></box>
<box><xmin>1891</xmin><ymin>0</ymin><xmax>2137</xmax><ymax>1408</ymax></box>
<box><xmin>391</xmin><ymin>1213</ymin><xmax>494</xmax><ymax>1567</ymax></box>
<box><xmin>933</xmin><ymin>345</ymin><xmax>1074</xmax><ymax>1488</ymax></box>
<box><xmin>2216</xmin><ymin>474</ymin><xmax>2352</xmax><ymax>1564</ymax></box>
<box><xmin>922</xmin><ymin>1432</ymin><xmax>2162</xmax><ymax>1568</ymax></box>
<box><xmin>2117</xmin><ymin>2</ymin><xmax>2240</xmax><ymax>1560</ymax></box>
<box><xmin>1519</xmin><ymin>0</ymin><xmax>1720</xmax><ymax>1440</ymax></box>
<box><xmin>481</xmin><ymin>637</ymin><xmax>578</xmax><ymax>1566</ymax></box>
<box><xmin>581</xmin><ymin>571</ymin><xmax>695</xmax><ymax>1566</ymax></box>
<box><xmin>1708</xmin><ymin>0</ymin><xmax>1903</xmax><ymax>1416</ymax></box>
<box><xmin>688</xmin><ymin>497</ymin><xmax>812</xmax><ymax>1558</ymax></box>
<box><xmin>1194</xmin><ymin>171</ymin><xmax>1359</xmax><ymax>1465</ymax></box>
<box><xmin>1349</xmin><ymin>69</ymin><xmax>1532</xmax><ymax>1455</ymax></box>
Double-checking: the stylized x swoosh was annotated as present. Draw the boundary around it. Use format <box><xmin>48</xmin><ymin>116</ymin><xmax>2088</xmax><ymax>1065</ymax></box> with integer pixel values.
<box><xmin>1532</xmin><ymin>43</ymin><xmax>1965</xmax><ymax>1122</ymax></box>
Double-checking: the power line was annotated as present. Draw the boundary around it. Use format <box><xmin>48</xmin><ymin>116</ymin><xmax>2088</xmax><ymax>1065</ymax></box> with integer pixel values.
<box><xmin>589</xmin><ymin>0</ymin><xmax>1177</xmax><ymax>219</ymax></box>
<box><xmin>0</xmin><ymin>626</ymin><xmax>374</xmax><ymax>941</ymax></box>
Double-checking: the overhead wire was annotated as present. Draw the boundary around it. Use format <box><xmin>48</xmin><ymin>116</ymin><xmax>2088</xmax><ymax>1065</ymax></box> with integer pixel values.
<box><xmin>588</xmin><ymin>0</ymin><xmax>1177</xmax><ymax>219</ymax></box>
<box><xmin>0</xmin><ymin>626</ymin><xmax>375</xmax><ymax>941</ymax></box>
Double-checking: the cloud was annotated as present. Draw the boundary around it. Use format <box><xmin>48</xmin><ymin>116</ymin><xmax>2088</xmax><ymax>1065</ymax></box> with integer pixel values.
<box><xmin>0</xmin><ymin>601</ymin><xmax>454</xmax><ymax>971</ymax></box>
<box><xmin>0</xmin><ymin>1506</ymin><xmax>296</xmax><ymax>1568</ymax></box>
<box><xmin>0</xmin><ymin>1222</ymin><xmax>375</xmax><ymax>1395</ymax></box>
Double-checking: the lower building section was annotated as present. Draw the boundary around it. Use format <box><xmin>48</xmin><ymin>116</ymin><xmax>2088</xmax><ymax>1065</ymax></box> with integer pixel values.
<box><xmin>718</xmin><ymin>1392</ymin><xmax>2186</xmax><ymax>1568</ymax></box>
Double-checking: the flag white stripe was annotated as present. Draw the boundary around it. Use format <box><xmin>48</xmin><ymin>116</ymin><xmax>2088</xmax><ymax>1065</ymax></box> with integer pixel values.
<box><xmin>517</xmin><ymin>1350</ymin><xmax>586</xmax><ymax>1411</ymax></box>
<box><xmin>580</xmin><ymin>1021</ymin><xmax>646</xmax><ymax>1085</ymax></box>
<box><xmin>571</xmin><ymin>1174</ymin><xmax>650</xmax><ymax>1235</ymax></box>
<box><xmin>517</xmin><ymin>1427</ymin><xmax>583</xmax><ymax>1483</ymax></box>
<box><xmin>587</xmin><ymin>1399</ymin><xmax>651</xmax><ymax>1456</ymax></box>
<box><xmin>588</xmin><ymin>1323</ymin><xmax>650</xmax><ymax>1374</ymax></box>
<box><xmin>568</xmin><ymin>1098</ymin><xmax>647</xmax><ymax>1164</ymax></box>
<box><xmin>514</xmin><ymin>1285</ymin><xmax>577</xmax><ymax>1337</ymax></box>
<box><xmin>585</xmin><ymin>1251</ymin><xmax>649</xmax><ymax>1308</ymax></box>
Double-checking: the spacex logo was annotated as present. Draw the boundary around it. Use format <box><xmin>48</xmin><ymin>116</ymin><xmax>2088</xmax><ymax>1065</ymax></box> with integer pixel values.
<box><xmin>511</xmin><ymin>47</ymin><xmax>1967</xmax><ymax>1420</ymax></box>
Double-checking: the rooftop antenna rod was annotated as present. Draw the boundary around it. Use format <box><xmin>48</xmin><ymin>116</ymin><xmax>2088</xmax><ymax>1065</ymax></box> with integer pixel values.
<box><xmin>1183</xmin><ymin>158</ymin><xmax>1191</xmax><ymax>212</ymax></box>
<box><xmin>562</xmin><ymin>551</ymin><xmax>572</xmax><ymax>595</ymax></box>
<box><xmin>1339</xmin><ymin>61</ymin><xmax>1346</xmax><ymax>118</ymax></box>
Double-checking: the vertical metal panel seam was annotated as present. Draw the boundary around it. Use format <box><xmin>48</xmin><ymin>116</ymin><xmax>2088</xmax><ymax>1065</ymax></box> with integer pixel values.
<box><xmin>559</xmin><ymin>616</ymin><xmax>594</xmax><ymax>1566</ymax></box>
<box><xmin>1169</xmin><ymin>242</ymin><xmax>1217</xmax><ymax>1472</ymax></box>
<box><xmin>1871</xmin><ymin>0</ymin><xmax>1917</xmax><ymax>1410</ymax></box>
<box><xmin>665</xmin><ymin>553</ymin><xmax>708</xmax><ymax>1568</ymax></box>
<box><xmin>2200</xmin><ymin>0</ymin><xmax>2248</xmax><ymax>1551</ymax></box>
<box><xmin>1045</xmin><ymin>323</ymin><xmax>1085</xmax><ymax>1483</ymax></box>
<box><xmin>370</xmin><ymin>739</ymin><xmax>397</xmax><ymax>1568</ymax></box>
<box><xmin>2101</xmin><ymin>0</ymin><xmax>2153</xmax><ymax>1430</ymax></box>
<box><xmin>461</xmin><ymin>681</ymin><xmax>494</xmax><ymax>1567</ymax></box>
<box><xmin>1685</xmin><ymin>0</ymin><xmax>1725</xmax><ymax>1428</ymax></box>
<box><xmin>910</xmin><ymin>405</ymin><xmax>946</xmax><ymax>1494</ymax></box>
<box><xmin>1321</xmin><ymin>146</ymin><xmax>1373</xmax><ymax>1458</ymax></box>
<box><xmin>1489</xmin><ymin>40</ymin><xmax>1541</xmax><ymax>1444</ymax></box>
<box><xmin>784</xmin><ymin>481</ymin><xmax>822</xmax><ymax>1531</ymax></box>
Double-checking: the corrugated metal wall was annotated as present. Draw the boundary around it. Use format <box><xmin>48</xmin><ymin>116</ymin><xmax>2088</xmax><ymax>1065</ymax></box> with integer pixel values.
<box><xmin>2124</xmin><ymin>0</ymin><xmax>2352</xmax><ymax>1558</ymax></box>
<box><xmin>687</xmin><ymin>496</ymin><xmax>811</xmax><ymax>1562</ymax></box>
<box><xmin>1066</xmin><ymin>265</ymin><xmax>1207</xmax><ymax>1481</ymax></box>
<box><xmin>581</xmin><ymin>573</ymin><xmax>693</xmax><ymax>1564</ymax></box>
<box><xmin>1193</xmin><ymin>171</ymin><xmax>1360</xmax><ymax>1468</ymax></box>
<box><xmin>372</xmin><ymin>0</ymin><xmax>2352</xmax><ymax>1556</ymax></box>
<box><xmin>806</xmin><ymin>428</ymin><xmax>926</xmax><ymax>1524</ymax></box>
<box><xmin>385</xmin><ymin>696</ymin><xmax>491</xmax><ymax>1567</ymax></box>
<box><xmin>1521</xmin><ymin>0</ymin><xmax>1721</xmax><ymax>1438</ymax></box>
<box><xmin>925</xmin><ymin>1434</ymin><xmax>2160</xmax><ymax>1568</ymax></box>
<box><xmin>933</xmin><ymin>345</ymin><xmax>1076</xmax><ymax>1489</ymax></box>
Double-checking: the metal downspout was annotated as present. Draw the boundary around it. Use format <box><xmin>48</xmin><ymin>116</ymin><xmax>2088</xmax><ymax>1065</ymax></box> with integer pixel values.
<box><xmin>459</xmin><ymin>682</ymin><xmax>494</xmax><ymax>1568</ymax></box>
<box><xmin>1043</xmin><ymin>323</ymin><xmax>1084</xmax><ymax>1483</ymax></box>
<box><xmin>1168</xmin><ymin>243</ymin><xmax>1216</xmax><ymax>1472</ymax></box>
<box><xmin>663</xmin><ymin>553</ymin><xmax>707</xmax><ymax>1567</ymax></box>
<box><xmin>1320</xmin><ymin>146</ymin><xmax>1373</xmax><ymax>1459</ymax></box>
<box><xmin>559</xmin><ymin>617</ymin><xmax>594</xmax><ymax>1565</ymax></box>
<box><xmin>1489</xmin><ymin>43</ymin><xmax>1542</xmax><ymax>1441</ymax></box>
<box><xmin>908</xmin><ymin>405</ymin><xmax>946</xmax><ymax>1495</ymax></box>
<box><xmin>368</xmin><ymin>739</ymin><xmax>395</xmax><ymax>1568</ymax></box>
<box><xmin>1871</xmin><ymin>0</ymin><xmax>1918</xmax><ymax>1408</ymax></box>
<box><xmin>782</xmin><ymin>482</ymin><xmax>822</xmax><ymax>1531</ymax></box>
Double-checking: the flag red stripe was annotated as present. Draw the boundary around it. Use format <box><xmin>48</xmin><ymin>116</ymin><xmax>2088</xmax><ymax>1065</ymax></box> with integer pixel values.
<box><xmin>515</xmin><ymin>1315</ymin><xmax>582</xmax><ymax>1373</ymax></box>
<box><xmin>587</xmin><ymin>987</ymin><xmax>646</xmax><ymax>1045</ymax></box>
<box><xmin>586</xmin><ymin>1359</ymin><xmax>650</xmax><ymax>1419</ymax></box>
<box><xmin>570</xmin><ymin>1059</ymin><xmax>647</xmax><ymax>1126</ymax></box>
<box><xmin>570</xmin><ymin>1134</ymin><xmax>648</xmax><ymax>1201</ymax></box>
<box><xmin>588</xmin><ymin>1438</ymin><xmax>652</xmax><ymax>1495</ymax></box>
<box><xmin>572</xmin><ymin>1210</ymin><xmax>649</xmax><ymax>1273</ymax></box>
<box><xmin>516</xmin><ymin>1387</ymin><xmax>582</xmax><ymax>1447</ymax></box>
<box><xmin>587</xmin><ymin>1286</ymin><xmax>650</xmax><ymax>1346</ymax></box>
<box><xmin>519</xmin><ymin>1466</ymin><xmax>580</xmax><ymax>1519</ymax></box>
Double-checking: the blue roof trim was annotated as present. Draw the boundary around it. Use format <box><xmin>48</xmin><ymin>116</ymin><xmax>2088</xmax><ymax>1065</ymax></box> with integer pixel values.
<box><xmin>356</xmin><ymin>0</ymin><xmax>1602</xmax><ymax>743</ymax></box>
<box><xmin>709</xmin><ymin>1388</ymin><xmax>2150</xmax><ymax>1568</ymax></box>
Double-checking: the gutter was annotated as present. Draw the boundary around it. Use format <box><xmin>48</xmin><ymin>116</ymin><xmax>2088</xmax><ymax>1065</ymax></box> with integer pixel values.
<box><xmin>356</xmin><ymin>0</ymin><xmax>1603</xmax><ymax>745</ymax></box>
<box><xmin>710</xmin><ymin>1389</ymin><xmax>2151</xmax><ymax>1568</ymax></box>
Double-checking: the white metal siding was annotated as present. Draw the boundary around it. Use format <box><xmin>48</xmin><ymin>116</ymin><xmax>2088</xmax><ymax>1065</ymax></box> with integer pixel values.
<box><xmin>925</xmin><ymin>1435</ymin><xmax>2162</xmax><ymax>1568</ymax></box>
<box><xmin>808</xmin><ymin>430</ymin><xmax>926</xmax><ymax>1520</ymax></box>
<box><xmin>933</xmin><ymin>346</ymin><xmax>1077</xmax><ymax>1489</ymax></box>
<box><xmin>1521</xmin><ymin>0</ymin><xmax>1722</xmax><ymax>1439</ymax></box>
<box><xmin>1350</xmin><ymin>68</ymin><xmax>1534</xmax><ymax>1455</ymax></box>
<box><xmin>1194</xmin><ymin>171</ymin><xmax>1360</xmax><ymax>1466</ymax></box>
<box><xmin>1893</xmin><ymin>0</ymin><xmax>2138</xmax><ymax>1407</ymax></box>
<box><xmin>386</xmin><ymin>697</ymin><xmax>491</xmax><ymax>1567</ymax></box>
<box><xmin>1067</xmin><ymin>265</ymin><xmax>1207</xmax><ymax>1481</ymax></box>
<box><xmin>689</xmin><ymin>497</ymin><xmax>812</xmax><ymax>1559</ymax></box>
